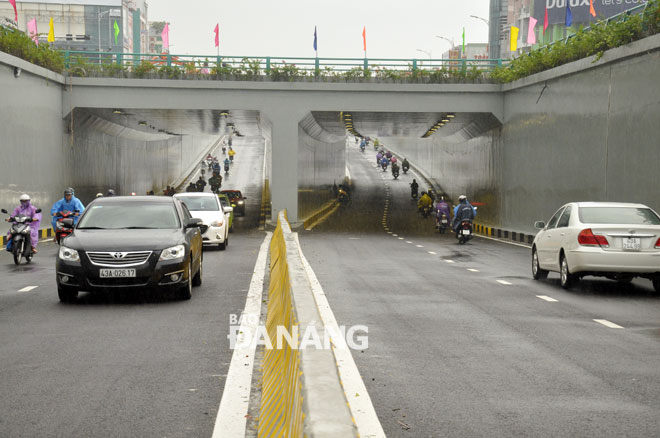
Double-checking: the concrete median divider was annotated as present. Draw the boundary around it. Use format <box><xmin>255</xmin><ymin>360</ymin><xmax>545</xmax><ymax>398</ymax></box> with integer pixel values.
<box><xmin>259</xmin><ymin>211</ymin><xmax>358</xmax><ymax>438</ymax></box>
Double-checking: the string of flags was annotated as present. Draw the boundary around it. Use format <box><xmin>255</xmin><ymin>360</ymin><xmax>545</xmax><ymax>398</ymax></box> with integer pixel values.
<box><xmin>511</xmin><ymin>0</ymin><xmax>598</xmax><ymax>52</ymax></box>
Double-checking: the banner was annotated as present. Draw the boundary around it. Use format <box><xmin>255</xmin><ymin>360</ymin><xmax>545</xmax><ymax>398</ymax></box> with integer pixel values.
<box><xmin>27</xmin><ymin>18</ymin><xmax>38</xmax><ymax>45</ymax></box>
<box><xmin>528</xmin><ymin>17</ymin><xmax>537</xmax><ymax>44</ymax></box>
<box><xmin>162</xmin><ymin>23</ymin><xmax>169</xmax><ymax>51</ymax></box>
<box><xmin>534</xmin><ymin>0</ymin><xmax>647</xmax><ymax>25</ymax></box>
<box><xmin>510</xmin><ymin>26</ymin><xmax>519</xmax><ymax>52</ymax></box>
<box><xmin>214</xmin><ymin>23</ymin><xmax>219</xmax><ymax>48</ymax></box>
<box><xmin>47</xmin><ymin>17</ymin><xmax>54</xmax><ymax>43</ymax></box>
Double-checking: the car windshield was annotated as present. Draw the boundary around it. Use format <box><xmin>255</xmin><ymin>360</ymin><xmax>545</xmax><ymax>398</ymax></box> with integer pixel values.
<box><xmin>77</xmin><ymin>202</ymin><xmax>180</xmax><ymax>229</ymax></box>
<box><xmin>176</xmin><ymin>196</ymin><xmax>219</xmax><ymax>211</ymax></box>
<box><xmin>579</xmin><ymin>207</ymin><xmax>660</xmax><ymax>225</ymax></box>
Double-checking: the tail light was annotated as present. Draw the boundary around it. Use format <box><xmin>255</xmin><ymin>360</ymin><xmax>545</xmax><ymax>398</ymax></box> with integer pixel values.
<box><xmin>578</xmin><ymin>228</ymin><xmax>609</xmax><ymax>248</ymax></box>
<box><xmin>655</xmin><ymin>238</ymin><xmax>660</xmax><ymax>249</ymax></box>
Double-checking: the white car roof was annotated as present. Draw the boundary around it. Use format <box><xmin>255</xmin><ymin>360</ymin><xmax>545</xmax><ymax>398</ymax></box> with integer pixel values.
<box><xmin>174</xmin><ymin>193</ymin><xmax>218</xmax><ymax>198</ymax></box>
<box><xmin>572</xmin><ymin>202</ymin><xmax>650</xmax><ymax>209</ymax></box>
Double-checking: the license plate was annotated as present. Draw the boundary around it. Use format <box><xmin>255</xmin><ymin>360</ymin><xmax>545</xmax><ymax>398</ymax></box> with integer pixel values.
<box><xmin>442</xmin><ymin>219</ymin><xmax>448</xmax><ymax>224</ymax></box>
<box><xmin>100</xmin><ymin>269</ymin><xmax>136</xmax><ymax>278</ymax></box>
<box><xmin>623</xmin><ymin>237</ymin><xmax>641</xmax><ymax>251</ymax></box>
<box><xmin>462</xmin><ymin>230</ymin><xmax>471</xmax><ymax>236</ymax></box>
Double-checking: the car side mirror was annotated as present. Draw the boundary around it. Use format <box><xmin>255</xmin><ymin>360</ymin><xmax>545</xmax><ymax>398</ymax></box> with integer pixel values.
<box><xmin>185</xmin><ymin>218</ymin><xmax>203</xmax><ymax>228</ymax></box>
<box><xmin>35</xmin><ymin>208</ymin><xmax>42</xmax><ymax>213</ymax></box>
<box><xmin>1</xmin><ymin>209</ymin><xmax>7</xmax><ymax>214</ymax></box>
<box><xmin>534</xmin><ymin>221</ymin><xmax>545</xmax><ymax>229</ymax></box>
<box><xmin>61</xmin><ymin>218</ymin><xmax>75</xmax><ymax>228</ymax></box>
<box><xmin>223</xmin><ymin>206</ymin><xmax>233</xmax><ymax>214</ymax></box>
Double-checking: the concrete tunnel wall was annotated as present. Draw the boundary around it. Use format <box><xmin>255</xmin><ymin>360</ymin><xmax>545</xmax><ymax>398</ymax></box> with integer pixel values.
<box><xmin>383</xmin><ymin>34</ymin><xmax>660</xmax><ymax>235</ymax></box>
<box><xmin>297</xmin><ymin>113</ymin><xmax>346</xmax><ymax>220</ymax></box>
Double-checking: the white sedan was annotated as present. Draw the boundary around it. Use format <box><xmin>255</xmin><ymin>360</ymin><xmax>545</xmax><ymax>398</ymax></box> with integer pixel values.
<box><xmin>532</xmin><ymin>202</ymin><xmax>660</xmax><ymax>291</ymax></box>
<box><xmin>174</xmin><ymin>193</ymin><xmax>232</xmax><ymax>250</ymax></box>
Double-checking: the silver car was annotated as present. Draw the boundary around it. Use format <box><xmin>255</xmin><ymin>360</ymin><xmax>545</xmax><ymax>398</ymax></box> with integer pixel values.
<box><xmin>532</xmin><ymin>202</ymin><xmax>660</xmax><ymax>291</ymax></box>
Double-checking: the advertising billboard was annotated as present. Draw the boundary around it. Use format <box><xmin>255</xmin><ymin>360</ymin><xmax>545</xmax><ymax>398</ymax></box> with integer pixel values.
<box><xmin>533</xmin><ymin>0</ymin><xmax>648</xmax><ymax>25</ymax></box>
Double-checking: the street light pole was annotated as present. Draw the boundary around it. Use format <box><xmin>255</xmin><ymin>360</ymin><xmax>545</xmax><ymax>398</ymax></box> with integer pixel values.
<box><xmin>415</xmin><ymin>48</ymin><xmax>432</xmax><ymax>66</ymax></box>
<box><xmin>469</xmin><ymin>15</ymin><xmax>490</xmax><ymax>27</ymax></box>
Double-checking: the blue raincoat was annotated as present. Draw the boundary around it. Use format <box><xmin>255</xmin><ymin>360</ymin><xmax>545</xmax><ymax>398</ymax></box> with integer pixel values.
<box><xmin>50</xmin><ymin>196</ymin><xmax>85</xmax><ymax>230</ymax></box>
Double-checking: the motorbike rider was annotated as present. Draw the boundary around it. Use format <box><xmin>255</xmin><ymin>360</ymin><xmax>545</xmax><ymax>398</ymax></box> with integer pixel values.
<box><xmin>186</xmin><ymin>182</ymin><xmax>198</xmax><ymax>192</ymax></box>
<box><xmin>50</xmin><ymin>188</ymin><xmax>84</xmax><ymax>233</ymax></box>
<box><xmin>391</xmin><ymin>156</ymin><xmax>398</xmax><ymax>165</ymax></box>
<box><xmin>209</xmin><ymin>172</ymin><xmax>223</xmax><ymax>192</ymax></box>
<box><xmin>380</xmin><ymin>156</ymin><xmax>389</xmax><ymax>171</ymax></box>
<box><xmin>452</xmin><ymin>195</ymin><xmax>477</xmax><ymax>232</ymax></box>
<box><xmin>435</xmin><ymin>196</ymin><xmax>451</xmax><ymax>224</ymax></box>
<box><xmin>391</xmin><ymin>161</ymin><xmax>400</xmax><ymax>177</ymax></box>
<box><xmin>228</xmin><ymin>147</ymin><xmax>236</xmax><ymax>162</ymax></box>
<box><xmin>195</xmin><ymin>176</ymin><xmax>207</xmax><ymax>192</ymax></box>
<box><xmin>106</xmin><ymin>189</ymin><xmax>116</xmax><ymax>197</ymax></box>
<box><xmin>418</xmin><ymin>191</ymin><xmax>433</xmax><ymax>213</ymax></box>
<box><xmin>402</xmin><ymin>158</ymin><xmax>410</xmax><ymax>171</ymax></box>
<box><xmin>410</xmin><ymin>179</ymin><xmax>419</xmax><ymax>198</ymax></box>
<box><xmin>6</xmin><ymin>194</ymin><xmax>41</xmax><ymax>253</ymax></box>
<box><xmin>224</xmin><ymin>157</ymin><xmax>231</xmax><ymax>171</ymax></box>
<box><xmin>376</xmin><ymin>152</ymin><xmax>383</xmax><ymax>165</ymax></box>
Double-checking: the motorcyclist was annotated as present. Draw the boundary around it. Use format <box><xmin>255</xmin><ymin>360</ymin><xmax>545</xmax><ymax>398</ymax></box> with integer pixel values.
<box><xmin>376</xmin><ymin>152</ymin><xmax>383</xmax><ymax>165</ymax></box>
<box><xmin>186</xmin><ymin>182</ymin><xmax>198</xmax><ymax>192</ymax></box>
<box><xmin>436</xmin><ymin>196</ymin><xmax>451</xmax><ymax>226</ymax></box>
<box><xmin>418</xmin><ymin>191</ymin><xmax>433</xmax><ymax>213</ymax></box>
<box><xmin>106</xmin><ymin>189</ymin><xmax>115</xmax><ymax>197</ymax></box>
<box><xmin>410</xmin><ymin>179</ymin><xmax>419</xmax><ymax>198</ymax></box>
<box><xmin>391</xmin><ymin>156</ymin><xmax>398</xmax><ymax>165</ymax></box>
<box><xmin>209</xmin><ymin>172</ymin><xmax>223</xmax><ymax>192</ymax></box>
<box><xmin>228</xmin><ymin>136</ymin><xmax>233</xmax><ymax>147</ymax></box>
<box><xmin>228</xmin><ymin>148</ymin><xmax>236</xmax><ymax>162</ymax></box>
<box><xmin>212</xmin><ymin>161</ymin><xmax>221</xmax><ymax>174</ymax></box>
<box><xmin>385</xmin><ymin>150</ymin><xmax>392</xmax><ymax>159</ymax></box>
<box><xmin>224</xmin><ymin>157</ymin><xmax>231</xmax><ymax>172</ymax></box>
<box><xmin>391</xmin><ymin>161</ymin><xmax>400</xmax><ymax>177</ymax></box>
<box><xmin>95</xmin><ymin>193</ymin><xmax>104</xmax><ymax>198</ymax></box>
<box><xmin>374</xmin><ymin>138</ymin><xmax>380</xmax><ymax>147</ymax></box>
<box><xmin>50</xmin><ymin>188</ymin><xmax>84</xmax><ymax>233</ymax></box>
<box><xmin>380</xmin><ymin>156</ymin><xmax>389</xmax><ymax>171</ymax></box>
<box><xmin>195</xmin><ymin>176</ymin><xmax>207</xmax><ymax>192</ymax></box>
<box><xmin>6</xmin><ymin>194</ymin><xmax>41</xmax><ymax>253</ymax></box>
<box><xmin>402</xmin><ymin>158</ymin><xmax>410</xmax><ymax>172</ymax></box>
<box><xmin>452</xmin><ymin>195</ymin><xmax>477</xmax><ymax>232</ymax></box>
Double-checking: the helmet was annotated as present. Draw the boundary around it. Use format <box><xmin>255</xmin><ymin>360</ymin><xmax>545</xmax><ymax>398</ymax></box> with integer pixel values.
<box><xmin>96</xmin><ymin>193</ymin><xmax>104</xmax><ymax>198</ymax></box>
<box><xmin>106</xmin><ymin>189</ymin><xmax>115</xmax><ymax>196</ymax></box>
<box><xmin>63</xmin><ymin>188</ymin><xmax>74</xmax><ymax>196</ymax></box>
<box><xmin>421</xmin><ymin>191</ymin><xmax>427</xmax><ymax>196</ymax></box>
<box><xmin>458</xmin><ymin>195</ymin><xmax>467</xmax><ymax>202</ymax></box>
<box><xmin>19</xmin><ymin>194</ymin><xmax>30</xmax><ymax>201</ymax></box>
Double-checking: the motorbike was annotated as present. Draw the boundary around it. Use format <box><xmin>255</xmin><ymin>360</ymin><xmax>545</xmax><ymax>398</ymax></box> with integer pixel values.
<box><xmin>3</xmin><ymin>208</ymin><xmax>41</xmax><ymax>265</ymax></box>
<box><xmin>402</xmin><ymin>164</ymin><xmax>410</xmax><ymax>174</ymax></box>
<box><xmin>456</xmin><ymin>220</ymin><xmax>474</xmax><ymax>244</ymax></box>
<box><xmin>392</xmin><ymin>167</ymin><xmax>399</xmax><ymax>180</ymax></box>
<box><xmin>224</xmin><ymin>163</ymin><xmax>230</xmax><ymax>173</ymax></box>
<box><xmin>338</xmin><ymin>191</ymin><xmax>351</xmax><ymax>207</ymax></box>
<box><xmin>360</xmin><ymin>143</ymin><xmax>365</xmax><ymax>153</ymax></box>
<box><xmin>420</xmin><ymin>205</ymin><xmax>431</xmax><ymax>218</ymax></box>
<box><xmin>436</xmin><ymin>213</ymin><xmax>449</xmax><ymax>234</ymax></box>
<box><xmin>222</xmin><ymin>146</ymin><xmax>227</xmax><ymax>155</ymax></box>
<box><xmin>55</xmin><ymin>210</ymin><xmax>79</xmax><ymax>244</ymax></box>
<box><xmin>411</xmin><ymin>190</ymin><xmax>418</xmax><ymax>201</ymax></box>
<box><xmin>381</xmin><ymin>161</ymin><xmax>389</xmax><ymax>172</ymax></box>
<box><xmin>229</xmin><ymin>155</ymin><xmax>234</xmax><ymax>163</ymax></box>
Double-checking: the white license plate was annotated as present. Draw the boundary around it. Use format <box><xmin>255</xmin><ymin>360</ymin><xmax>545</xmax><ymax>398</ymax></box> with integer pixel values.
<box><xmin>441</xmin><ymin>219</ymin><xmax>448</xmax><ymax>224</ymax></box>
<box><xmin>623</xmin><ymin>237</ymin><xmax>641</xmax><ymax>251</ymax></box>
<box><xmin>100</xmin><ymin>269</ymin><xmax>136</xmax><ymax>278</ymax></box>
<box><xmin>462</xmin><ymin>230</ymin><xmax>471</xmax><ymax>236</ymax></box>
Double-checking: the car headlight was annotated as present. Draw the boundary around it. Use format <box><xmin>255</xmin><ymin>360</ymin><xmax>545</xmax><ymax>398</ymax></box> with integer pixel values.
<box><xmin>237</xmin><ymin>200</ymin><xmax>244</xmax><ymax>204</ymax></box>
<box><xmin>159</xmin><ymin>244</ymin><xmax>185</xmax><ymax>261</ymax></box>
<box><xmin>210</xmin><ymin>220</ymin><xmax>224</xmax><ymax>227</ymax></box>
<box><xmin>59</xmin><ymin>246</ymin><xmax>80</xmax><ymax>262</ymax></box>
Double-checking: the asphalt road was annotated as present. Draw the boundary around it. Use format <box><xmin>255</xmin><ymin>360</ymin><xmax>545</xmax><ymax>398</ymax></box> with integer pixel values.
<box><xmin>300</xmin><ymin>143</ymin><xmax>660</xmax><ymax>437</ymax></box>
<box><xmin>0</xmin><ymin>135</ymin><xmax>267</xmax><ymax>438</ymax></box>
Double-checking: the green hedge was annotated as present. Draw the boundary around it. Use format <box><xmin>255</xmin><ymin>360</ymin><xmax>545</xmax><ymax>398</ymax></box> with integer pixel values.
<box><xmin>0</xmin><ymin>27</ymin><xmax>64</xmax><ymax>73</ymax></box>
<box><xmin>492</xmin><ymin>0</ymin><xmax>659</xmax><ymax>83</ymax></box>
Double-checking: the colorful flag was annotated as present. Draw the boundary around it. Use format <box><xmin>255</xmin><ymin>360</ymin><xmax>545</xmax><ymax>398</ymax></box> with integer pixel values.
<box><xmin>362</xmin><ymin>26</ymin><xmax>366</xmax><ymax>52</ymax></box>
<box><xmin>214</xmin><ymin>23</ymin><xmax>219</xmax><ymax>48</ymax></box>
<box><xmin>543</xmin><ymin>6</ymin><xmax>549</xmax><ymax>35</ymax></box>
<box><xmin>589</xmin><ymin>0</ymin><xmax>597</xmax><ymax>17</ymax></box>
<box><xmin>510</xmin><ymin>26</ymin><xmax>519</xmax><ymax>52</ymax></box>
<box><xmin>162</xmin><ymin>23</ymin><xmax>169</xmax><ymax>51</ymax></box>
<box><xmin>313</xmin><ymin>26</ymin><xmax>317</xmax><ymax>52</ymax></box>
<box><xmin>113</xmin><ymin>20</ymin><xmax>119</xmax><ymax>45</ymax></box>
<box><xmin>27</xmin><ymin>18</ymin><xmax>38</xmax><ymax>45</ymax></box>
<box><xmin>462</xmin><ymin>27</ymin><xmax>465</xmax><ymax>55</ymax></box>
<box><xmin>528</xmin><ymin>17</ymin><xmax>537</xmax><ymax>45</ymax></box>
<box><xmin>565</xmin><ymin>4</ymin><xmax>573</xmax><ymax>27</ymax></box>
<box><xmin>8</xmin><ymin>0</ymin><xmax>17</xmax><ymax>22</ymax></box>
<box><xmin>47</xmin><ymin>17</ymin><xmax>54</xmax><ymax>43</ymax></box>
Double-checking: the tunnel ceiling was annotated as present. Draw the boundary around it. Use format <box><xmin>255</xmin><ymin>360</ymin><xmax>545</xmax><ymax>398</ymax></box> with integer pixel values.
<box><xmin>81</xmin><ymin>108</ymin><xmax>262</xmax><ymax>137</ymax></box>
<box><xmin>312</xmin><ymin>111</ymin><xmax>501</xmax><ymax>142</ymax></box>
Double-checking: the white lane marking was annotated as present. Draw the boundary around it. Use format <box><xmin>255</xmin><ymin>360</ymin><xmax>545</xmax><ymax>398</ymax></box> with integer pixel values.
<box><xmin>416</xmin><ymin>245</ymin><xmax>424</xmax><ymax>248</ymax></box>
<box><xmin>398</xmin><ymin>237</ymin><xmax>404</xmax><ymax>240</ymax></box>
<box><xmin>536</xmin><ymin>295</ymin><xmax>558</xmax><ymax>302</ymax></box>
<box><xmin>294</xmin><ymin>234</ymin><xmax>386</xmax><ymax>437</ymax></box>
<box><xmin>19</xmin><ymin>286</ymin><xmax>39</xmax><ymax>292</ymax></box>
<box><xmin>348</xmin><ymin>238</ymin><xmax>361</xmax><ymax>240</ymax></box>
<box><xmin>466</xmin><ymin>268</ymin><xmax>480</xmax><ymax>272</ymax></box>
<box><xmin>387</xmin><ymin>232</ymin><xmax>392</xmax><ymax>234</ymax></box>
<box><xmin>406</xmin><ymin>241</ymin><xmax>413</xmax><ymax>244</ymax></box>
<box><xmin>474</xmin><ymin>233</ymin><xmax>532</xmax><ymax>249</ymax></box>
<box><xmin>428</xmin><ymin>251</ymin><xmax>437</xmax><ymax>255</ymax></box>
<box><xmin>392</xmin><ymin>234</ymin><xmax>398</xmax><ymax>237</ymax></box>
<box><xmin>445</xmin><ymin>260</ymin><xmax>455</xmax><ymax>264</ymax></box>
<box><xmin>496</xmin><ymin>280</ymin><xmax>513</xmax><ymax>285</ymax></box>
<box><xmin>212</xmin><ymin>232</ymin><xmax>272</xmax><ymax>438</ymax></box>
<box><xmin>594</xmin><ymin>319</ymin><xmax>624</xmax><ymax>329</ymax></box>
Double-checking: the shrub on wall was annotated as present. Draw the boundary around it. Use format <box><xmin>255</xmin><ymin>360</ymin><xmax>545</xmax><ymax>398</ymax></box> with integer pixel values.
<box><xmin>0</xmin><ymin>27</ymin><xmax>64</xmax><ymax>73</ymax></box>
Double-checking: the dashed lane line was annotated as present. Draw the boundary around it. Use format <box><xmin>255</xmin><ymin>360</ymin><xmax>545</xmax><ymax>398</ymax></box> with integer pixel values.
<box><xmin>19</xmin><ymin>286</ymin><xmax>38</xmax><ymax>292</ymax></box>
<box><xmin>536</xmin><ymin>295</ymin><xmax>558</xmax><ymax>302</ymax></box>
<box><xmin>444</xmin><ymin>260</ymin><xmax>455</xmax><ymax>264</ymax></box>
<box><xmin>594</xmin><ymin>319</ymin><xmax>624</xmax><ymax>329</ymax></box>
<box><xmin>496</xmin><ymin>280</ymin><xmax>513</xmax><ymax>285</ymax></box>
<box><xmin>416</xmin><ymin>245</ymin><xmax>424</xmax><ymax>248</ymax></box>
<box><xmin>466</xmin><ymin>268</ymin><xmax>480</xmax><ymax>272</ymax></box>
<box><xmin>406</xmin><ymin>241</ymin><xmax>413</xmax><ymax>244</ymax></box>
<box><xmin>428</xmin><ymin>251</ymin><xmax>437</xmax><ymax>255</ymax></box>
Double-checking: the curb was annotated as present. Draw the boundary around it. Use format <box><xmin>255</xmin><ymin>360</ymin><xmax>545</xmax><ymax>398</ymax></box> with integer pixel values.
<box><xmin>473</xmin><ymin>223</ymin><xmax>534</xmax><ymax>246</ymax></box>
<box><xmin>302</xmin><ymin>199</ymin><xmax>339</xmax><ymax>231</ymax></box>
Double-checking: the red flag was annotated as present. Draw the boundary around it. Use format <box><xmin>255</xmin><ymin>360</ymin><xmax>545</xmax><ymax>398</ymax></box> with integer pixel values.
<box><xmin>214</xmin><ymin>23</ymin><xmax>219</xmax><ymax>48</ymax></box>
<box><xmin>362</xmin><ymin>26</ymin><xmax>366</xmax><ymax>52</ymax></box>
<box><xmin>589</xmin><ymin>0</ymin><xmax>596</xmax><ymax>17</ymax></box>
<box><xmin>9</xmin><ymin>0</ymin><xmax>17</xmax><ymax>21</ymax></box>
<box><xmin>543</xmin><ymin>6</ymin><xmax>549</xmax><ymax>35</ymax></box>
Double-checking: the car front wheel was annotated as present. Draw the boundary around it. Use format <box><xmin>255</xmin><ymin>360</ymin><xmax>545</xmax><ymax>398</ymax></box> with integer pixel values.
<box><xmin>58</xmin><ymin>287</ymin><xmax>78</xmax><ymax>303</ymax></box>
<box><xmin>178</xmin><ymin>261</ymin><xmax>193</xmax><ymax>300</ymax></box>
<box><xmin>652</xmin><ymin>277</ymin><xmax>660</xmax><ymax>294</ymax></box>
<box><xmin>192</xmin><ymin>255</ymin><xmax>202</xmax><ymax>287</ymax></box>
<box><xmin>532</xmin><ymin>247</ymin><xmax>548</xmax><ymax>280</ymax></box>
<box><xmin>560</xmin><ymin>254</ymin><xmax>577</xmax><ymax>289</ymax></box>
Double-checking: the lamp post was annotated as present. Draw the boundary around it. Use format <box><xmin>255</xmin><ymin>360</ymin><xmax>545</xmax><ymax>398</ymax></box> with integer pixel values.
<box><xmin>416</xmin><ymin>48</ymin><xmax>431</xmax><ymax>66</ymax></box>
<box><xmin>469</xmin><ymin>15</ymin><xmax>490</xmax><ymax>27</ymax></box>
<box><xmin>97</xmin><ymin>8</ymin><xmax>121</xmax><ymax>63</ymax></box>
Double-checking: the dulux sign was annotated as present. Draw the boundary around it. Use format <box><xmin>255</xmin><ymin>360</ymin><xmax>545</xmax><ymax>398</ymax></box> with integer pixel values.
<box><xmin>534</xmin><ymin>0</ymin><xmax>647</xmax><ymax>25</ymax></box>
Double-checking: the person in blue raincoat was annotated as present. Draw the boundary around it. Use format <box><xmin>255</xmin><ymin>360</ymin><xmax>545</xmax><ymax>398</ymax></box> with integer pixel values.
<box><xmin>50</xmin><ymin>188</ymin><xmax>85</xmax><ymax>232</ymax></box>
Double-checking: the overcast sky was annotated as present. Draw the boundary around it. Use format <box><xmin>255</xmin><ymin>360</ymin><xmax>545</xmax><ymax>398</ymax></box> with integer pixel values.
<box><xmin>149</xmin><ymin>0</ymin><xmax>491</xmax><ymax>59</ymax></box>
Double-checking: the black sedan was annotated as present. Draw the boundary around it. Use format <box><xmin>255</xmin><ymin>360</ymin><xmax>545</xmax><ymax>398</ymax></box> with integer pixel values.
<box><xmin>56</xmin><ymin>196</ymin><xmax>204</xmax><ymax>302</ymax></box>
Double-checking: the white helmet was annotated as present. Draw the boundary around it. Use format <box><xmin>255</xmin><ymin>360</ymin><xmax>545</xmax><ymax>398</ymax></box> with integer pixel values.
<box><xmin>458</xmin><ymin>195</ymin><xmax>467</xmax><ymax>201</ymax></box>
<box><xmin>19</xmin><ymin>194</ymin><xmax>30</xmax><ymax>201</ymax></box>
<box><xmin>96</xmin><ymin>193</ymin><xmax>104</xmax><ymax>198</ymax></box>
